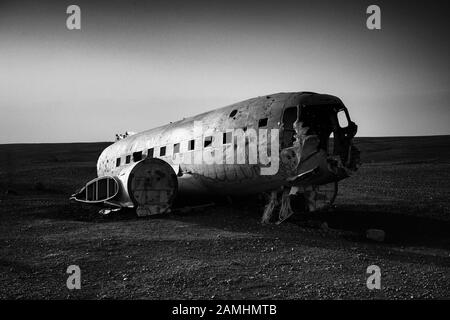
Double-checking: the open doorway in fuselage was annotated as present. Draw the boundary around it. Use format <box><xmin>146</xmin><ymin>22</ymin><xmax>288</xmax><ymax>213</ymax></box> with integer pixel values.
<box><xmin>281</xmin><ymin>106</ymin><xmax>298</xmax><ymax>148</ymax></box>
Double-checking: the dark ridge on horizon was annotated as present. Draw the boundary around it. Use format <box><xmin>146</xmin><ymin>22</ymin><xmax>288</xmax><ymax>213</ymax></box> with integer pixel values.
<box><xmin>1</xmin><ymin>134</ymin><xmax>450</xmax><ymax>146</ymax></box>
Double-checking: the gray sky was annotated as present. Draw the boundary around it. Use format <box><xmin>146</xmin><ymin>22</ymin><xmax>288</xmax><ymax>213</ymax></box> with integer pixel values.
<box><xmin>1</xmin><ymin>0</ymin><xmax>449</xmax><ymax>143</ymax></box>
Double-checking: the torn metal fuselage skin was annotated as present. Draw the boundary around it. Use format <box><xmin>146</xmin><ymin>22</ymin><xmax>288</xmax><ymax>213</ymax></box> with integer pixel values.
<box><xmin>280</xmin><ymin>95</ymin><xmax>360</xmax><ymax>189</ymax></box>
<box><xmin>72</xmin><ymin>92</ymin><xmax>360</xmax><ymax>218</ymax></box>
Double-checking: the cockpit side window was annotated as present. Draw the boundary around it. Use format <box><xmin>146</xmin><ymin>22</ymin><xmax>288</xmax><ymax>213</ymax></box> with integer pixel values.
<box><xmin>337</xmin><ymin>110</ymin><xmax>349</xmax><ymax>128</ymax></box>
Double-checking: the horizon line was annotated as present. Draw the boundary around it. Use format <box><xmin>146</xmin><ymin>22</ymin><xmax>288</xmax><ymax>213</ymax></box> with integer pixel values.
<box><xmin>1</xmin><ymin>134</ymin><xmax>449</xmax><ymax>146</ymax></box>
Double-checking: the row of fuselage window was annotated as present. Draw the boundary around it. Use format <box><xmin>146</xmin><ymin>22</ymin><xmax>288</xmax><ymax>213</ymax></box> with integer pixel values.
<box><xmin>115</xmin><ymin>132</ymin><xmax>234</xmax><ymax>167</ymax></box>
<box><xmin>115</xmin><ymin>118</ymin><xmax>269</xmax><ymax>168</ymax></box>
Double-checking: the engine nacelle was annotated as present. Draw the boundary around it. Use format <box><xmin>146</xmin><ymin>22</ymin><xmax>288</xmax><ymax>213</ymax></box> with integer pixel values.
<box><xmin>114</xmin><ymin>158</ymin><xmax>178</xmax><ymax>216</ymax></box>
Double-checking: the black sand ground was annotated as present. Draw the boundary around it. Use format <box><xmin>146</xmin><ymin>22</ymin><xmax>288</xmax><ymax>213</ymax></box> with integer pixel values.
<box><xmin>0</xmin><ymin>136</ymin><xmax>449</xmax><ymax>299</ymax></box>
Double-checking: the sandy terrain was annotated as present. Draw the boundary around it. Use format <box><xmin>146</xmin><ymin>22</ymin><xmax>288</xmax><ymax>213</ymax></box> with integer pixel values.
<box><xmin>0</xmin><ymin>136</ymin><xmax>449</xmax><ymax>299</ymax></box>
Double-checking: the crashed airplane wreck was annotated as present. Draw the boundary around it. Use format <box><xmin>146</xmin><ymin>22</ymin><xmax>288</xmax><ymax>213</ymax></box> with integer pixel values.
<box><xmin>71</xmin><ymin>92</ymin><xmax>360</xmax><ymax>223</ymax></box>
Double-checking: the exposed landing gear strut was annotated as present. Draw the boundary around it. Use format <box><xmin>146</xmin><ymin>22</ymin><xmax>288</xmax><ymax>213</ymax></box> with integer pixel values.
<box><xmin>261</xmin><ymin>182</ymin><xmax>338</xmax><ymax>224</ymax></box>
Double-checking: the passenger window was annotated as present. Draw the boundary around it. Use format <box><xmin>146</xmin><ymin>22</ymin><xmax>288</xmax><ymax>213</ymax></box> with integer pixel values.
<box><xmin>337</xmin><ymin>110</ymin><xmax>349</xmax><ymax>128</ymax></box>
<box><xmin>133</xmin><ymin>151</ymin><xmax>142</xmax><ymax>162</ymax></box>
<box><xmin>258</xmin><ymin>118</ymin><xmax>268</xmax><ymax>127</ymax></box>
<box><xmin>204</xmin><ymin>136</ymin><xmax>213</xmax><ymax>148</ymax></box>
<box><xmin>148</xmin><ymin>148</ymin><xmax>154</xmax><ymax>158</ymax></box>
<box><xmin>116</xmin><ymin>158</ymin><xmax>121</xmax><ymax>167</ymax></box>
<box><xmin>125</xmin><ymin>155</ymin><xmax>131</xmax><ymax>164</ymax></box>
<box><xmin>173</xmin><ymin>143</ymin><xmax>180</xmax><ymax>154</ymax></box>
<box><xmin>160</xmin><ymin>146</ymin><xmax>166</xmax><ymax>156</ymax></box>
<box><xmin>223</xmin><ymin>132</ymin><xmax>232</xmax><ymax>144</ymax></box>
<box><xmin>188</xmin><ymin>139</ymin><xmax>195</xmax><ymax>151</ymax></box>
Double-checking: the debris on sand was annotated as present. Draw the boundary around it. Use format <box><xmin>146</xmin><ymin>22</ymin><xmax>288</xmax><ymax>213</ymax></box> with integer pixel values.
<box><xmin>366</xmin><ymin>229</ymin><xmax>386</xmax><ymax>242</ymax></box>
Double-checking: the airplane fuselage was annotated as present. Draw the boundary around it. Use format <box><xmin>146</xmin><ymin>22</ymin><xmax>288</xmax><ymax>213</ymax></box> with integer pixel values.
<box><xmin>72</xmin><ymin>91</ymin><xmax>360</xmax><ymax>217</ymax></box>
